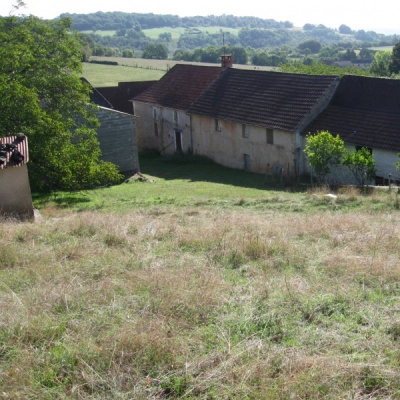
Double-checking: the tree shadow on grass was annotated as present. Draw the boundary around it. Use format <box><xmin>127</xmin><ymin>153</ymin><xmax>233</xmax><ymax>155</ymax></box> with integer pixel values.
<box><xmin>32</xmin><ymin>192</ymin><xmax>91</xmax><ymax>209</ymax></box>
<box><xmin>139</xmin><ymin>153</ymin><xmax>306</xmax><ymax>192</ymax></box>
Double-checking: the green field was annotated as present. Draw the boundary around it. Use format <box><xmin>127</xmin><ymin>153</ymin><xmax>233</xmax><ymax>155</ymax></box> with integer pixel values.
<box><xmin>81</xmin><ymin>30</ymin><xmax>117</xmax><ymax>36</ymax></box>
<box><xmin>81</xmin><ymin>27</ymin><xmax>241</xmax><ymax>40</ymax></box>
<box><xmin>369</xmin><ymin>46</ymin><xmax>394</xmax><ymax>51</ymax></box>
<box><xmin>143</xmin><ymin>26</ymin><xmax>240</xmax><ymax>39</ymax></box>
<box><xmin>81</xmin><ymin>60</ymin><xmax>166</xmax><ymax>87</ymax></box>
<box><xmin>2</xmin><ymin>154</ymin><xmax>400</xmax><ymax>398</ymax></box>
<box><xmin>82</xmin><ymin>57</ymin><xmax>274</xmax><ymax>87</ymax></box>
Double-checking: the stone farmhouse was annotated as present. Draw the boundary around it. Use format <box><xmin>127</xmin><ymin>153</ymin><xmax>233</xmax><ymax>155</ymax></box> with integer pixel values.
<box><xmin>132</xmin><ymin>60</ymin><xmax>400</xmax><ymax>184</ymax></box>
<box><xmin>186</xmin><ymin>68</ymin><xmax>339</xmax><ymax>177</ymax></box>
<box><xmin>132</xmin><ymin>64</ymin><xmax>223</xmax><ymax>154</ymax></box>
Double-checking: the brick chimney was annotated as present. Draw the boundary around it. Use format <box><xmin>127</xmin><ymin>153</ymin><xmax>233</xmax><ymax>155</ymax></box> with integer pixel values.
<box><xmin>221</xmin><ymin>54</ymin><xmax>233</xmax><ymax>68</ymax></box>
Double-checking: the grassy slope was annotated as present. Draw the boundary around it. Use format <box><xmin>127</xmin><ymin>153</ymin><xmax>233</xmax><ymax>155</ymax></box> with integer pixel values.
<box><xmin>82</xmin><ymin>57</ymin><xmax>274</xmax><ymax>87</ymax></box>
<box><xmin>81</xmin><ymin>61</ymin><xmax>166</xmax><ymax>87</ymax></box>
<box><xmin>1</xmin><ymin>155</ymin><xmax>400</xmax><ymax>399</ymax></box>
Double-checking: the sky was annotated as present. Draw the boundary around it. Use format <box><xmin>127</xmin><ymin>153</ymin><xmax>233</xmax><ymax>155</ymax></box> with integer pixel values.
<box><xmin>1</xmin><ymin>0</ymin><xmax>399</xmax><ymax>35</ymax></box>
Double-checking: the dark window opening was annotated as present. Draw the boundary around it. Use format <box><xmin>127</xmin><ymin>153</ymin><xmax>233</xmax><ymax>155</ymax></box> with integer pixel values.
<box><xmin>266</xmin><ymin>129</ymin><xmax>274</xmax><ymax>144</ymax></box>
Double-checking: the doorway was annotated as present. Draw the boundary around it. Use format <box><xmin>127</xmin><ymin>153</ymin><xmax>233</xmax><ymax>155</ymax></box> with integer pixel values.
<box><xmin>175</xmin><ymin>130</ymin><xmax>182</xmax><ymax>152</ymax></box>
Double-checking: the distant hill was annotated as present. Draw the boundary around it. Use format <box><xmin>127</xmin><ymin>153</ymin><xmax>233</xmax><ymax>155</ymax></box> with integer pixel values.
<box><xmin>64</xmin><ymin>12</ymin><xmax>399</xmax><ymax>67</ymax></box>
<box><xmin>60</xmin><ymin>12</ymin><xmax>293</xmax><ymax>31</ymax></box>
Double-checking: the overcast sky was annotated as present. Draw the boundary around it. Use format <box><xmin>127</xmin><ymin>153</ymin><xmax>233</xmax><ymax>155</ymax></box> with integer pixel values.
<box><xmin>1</xmin><ymin>0</ymin><xmax>399</xmax><ymax>35</ymax></box>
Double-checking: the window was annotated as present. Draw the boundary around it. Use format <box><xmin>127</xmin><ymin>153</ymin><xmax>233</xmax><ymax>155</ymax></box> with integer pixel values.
<box><xmin>242</xmin><ymin>124</ymin><xmax>249</xmax><ymax>138</ymax></box>
<box><xmin>215</xmin><ymin>118</ymin><xmax>221</xmax><ymax>132</ymax></box>
<box><xmin>153</xmin><ymin>107</ymin><xmax>159</xmax><ymax>121</ymax></box>
<box><xmin>175</xmin><ymin>130</ymin><xmax>182</xmax><ymax>151</ymax></box>
<box><xmin>173</xmin><ymin>110</ymin><xmax>178</xmax><ymax>123</ymax></box>
<box><xmin>266</xmin><ymin>128</ymin><xmax>274</xmax><ymax>144</ymax></box>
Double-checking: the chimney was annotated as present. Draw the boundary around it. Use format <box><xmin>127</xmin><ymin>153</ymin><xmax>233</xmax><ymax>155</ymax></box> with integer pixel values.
<box><xmin>221</xmin><ymin>54</ymin><xmax>233</xmax><ymax>68</ymax></box>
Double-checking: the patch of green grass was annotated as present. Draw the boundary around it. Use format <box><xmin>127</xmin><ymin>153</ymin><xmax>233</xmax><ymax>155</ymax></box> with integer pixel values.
<box><xmin>81</xmin><ymin>61</ymin><xmax>165</xmax><ymax>86</ymax></box>
<box><xmin>3</xmin><ymin>153</ymin><xmax>400</xmax><ymax>399</ymax></box>
<box><xmin>81</xmin><ymin>30</ymin><xmax>117</xmax><ymax>36</ymax></box>
<box><xmin>33</xmin><ymin>154</ymin><xmax>398</xmax><ymax>215</ymax></box>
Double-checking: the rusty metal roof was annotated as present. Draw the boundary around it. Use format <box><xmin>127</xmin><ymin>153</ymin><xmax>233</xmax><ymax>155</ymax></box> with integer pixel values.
<box><xmin>0</xmin><ymin>134</ymin><xmax>29</xmax><ymax>170</ymax></box>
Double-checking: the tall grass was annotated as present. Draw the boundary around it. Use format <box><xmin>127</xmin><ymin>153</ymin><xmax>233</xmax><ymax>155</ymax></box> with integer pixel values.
<box><xmin>1</xmin><ymin>158</ymin><xmax>400</xmax><ymax>398</ymax></box>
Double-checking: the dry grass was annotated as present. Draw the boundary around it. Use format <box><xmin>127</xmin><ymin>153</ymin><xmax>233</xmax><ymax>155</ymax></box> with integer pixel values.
<box><xmin>1</xmin><ymin>203</ymin><xmax>400</xmax><ymax>398</ymax></box>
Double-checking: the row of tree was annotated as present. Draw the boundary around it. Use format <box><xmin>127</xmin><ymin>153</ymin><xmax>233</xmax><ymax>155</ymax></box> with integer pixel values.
<box><xmin>62</xmin><ymin>12</ymin><xmax>292</xmax><ymax>31</ymax></box>
<box><xmin>279</xmin><ymin>42</ymin><xmax>400</xmax><ymax>78</ymax></box>
<box><xmin>84</xmin><ymin>25</ymin><xmax>398</xmax><ymax>55</ymax></box>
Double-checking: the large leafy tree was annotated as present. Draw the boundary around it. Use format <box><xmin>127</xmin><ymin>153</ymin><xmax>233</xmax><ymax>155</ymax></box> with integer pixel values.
<box><xmin>370</xmin><ymin>50</ymin><xmax>392</xmax><ymax>77</ymax></box>
<box><xmin>142</xmin><ymin>43</ymin><xmax>168</xmax><ymax>59</ymax></box>
<box><xmin>304</xmin><ymin>131</ymin><xmax>345</xmax><ymax>184</ymax></box>
<box><xmin>342</xmin><ymin>147</ymin><xmax>376</xmax><ymax>187</ymax></box>
<box><xmin>0</xmin><ymin>15</ymin><xmax>122</xmax><ymax>191</ymax></box>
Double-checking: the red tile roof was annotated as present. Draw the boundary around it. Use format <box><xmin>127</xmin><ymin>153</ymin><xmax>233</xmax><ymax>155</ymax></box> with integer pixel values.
<box><xmin>132</xmin><ymin>64</ymin><xmax>223</xmax><ymax>110</ymax></box>
<box><xmin>303</xmin><ymin>75</ymin><xmax>400</xmax><ymax>151</ymax></box>
<box><xmin>187</xmin><ymin>69</ymin><xmax>339</xmax><ymax>131</ymax></box>
<box><xmin>0</xmin><ymin>135</ymin><xmax>29</xmax><ymax>170</ymax></box>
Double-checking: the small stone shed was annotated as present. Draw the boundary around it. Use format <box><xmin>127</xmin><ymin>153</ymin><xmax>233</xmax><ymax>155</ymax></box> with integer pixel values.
<box><xmin>0</xmin><ymin>134</ymin><xmax>34</xmax><ymax>220</ymax></box>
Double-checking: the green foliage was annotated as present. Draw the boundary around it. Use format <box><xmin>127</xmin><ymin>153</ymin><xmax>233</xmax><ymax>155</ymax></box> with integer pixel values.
<box><xmin>89</xmin><ymin>59</ymin><xmax>118</xmax><ymax>65</ymax></box>
<box><xmin>0</xmin><ymin>16</ymin><xmax>122</xmax><ymax>191</ymax></box>
<box><xmin>252</xmin><ymin>51</ymin><xmax>287</xmax><ymax>66</ymax></box>
<box><xmin>304</xmin><ymin>131</ymin><xmax>345</xmax><ymax>183</ymax></box>
<box><xmin>298</xmin><ymin>40</ymin><xmax>322</xmax><ymax>54</ymax></box>
<box><xmin>173</xmin><ymin>45</ymin><xmax>248</xmax><ymax>64</ymax></box>
<box><xmin>142</xmin><ymin>43</ymin><xmax>168</xmax><ymax>59</ymax></box>
<box><xmin>359</xmin><ymin>47</ymin><xmax>374</xmax><ymax>59</ymax></box>
<box><xmin>122</xmin><ymin>48</ymin><xmax>134</xmax><ymax>58</ymax></box>
<box><xmin>339</xmin><ymin>24</ymin><xmax>352</xmax><ymax>34</ymax></box>
<box><xmin>158</xmin><ymin>32</ymin><xmax>172</xmax><ymax>42</ymax></box>
<box><xmin>389</xmin><ymin>40</ymin><xmax>400</xmax><ymax>75</ymax></box>
<box><xmin>339</xmin><ymin>49</ymin><xmax>357</xmax><ymax>61</ymax></box>
<box><xmin>279</xmin><ymin>60</ymin><xmax>371</xmax><ymax>76</ymax></box>
<box><xmin>342</xmin><ymin>147</ymin><xmax>376</xmax><ymax>186</ymax></box>
<box><xmin>370</xmin><ymin>50</ymin><xmax>392</xmax><ymax>76</ymax></box>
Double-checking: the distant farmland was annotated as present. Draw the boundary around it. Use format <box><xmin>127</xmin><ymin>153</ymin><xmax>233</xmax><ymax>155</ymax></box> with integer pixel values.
<box><xmin>82</xmin><ymin>56</ymin><xmax>273</xmax><ymax>87</ymax></box>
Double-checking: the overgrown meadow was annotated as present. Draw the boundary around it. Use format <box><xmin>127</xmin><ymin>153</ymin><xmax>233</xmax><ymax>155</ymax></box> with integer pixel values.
<box><xmin>1</xmin><ymin>154</ymin><xmax>400</xmax><ymax>399</ymax></box>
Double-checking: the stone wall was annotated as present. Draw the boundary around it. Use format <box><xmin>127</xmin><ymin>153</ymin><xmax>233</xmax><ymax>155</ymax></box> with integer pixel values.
<box><xmin>96</xmin><ymin>107</ymin><xmax>139</xmax><ymax>174</ymax></box>
<box><xmin>191</xmin><ymin>115</ymin><xmax>297</xmax><ymax>175</ymax></box>
<box><xmin>0</xmin><ymin>164</ymin><xmax>34</xmax><ymax>220</ymax></box>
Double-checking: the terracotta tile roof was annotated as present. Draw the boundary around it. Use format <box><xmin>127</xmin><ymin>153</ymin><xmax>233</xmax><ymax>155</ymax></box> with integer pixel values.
<box><xmin>187</xmin><ymin>69</ymin><xmax>339</xmax><ymax>131</ymax></box>
<box><xmin>132</xmin><ymin>64</ymin><xmax>223</xmax><ymax>110</ymax></box>
<box><xmin>302</xmin><ymin>75</ymin><xmax>400</xmax><ymax>151</ymax></box>
<box><xmin>0</xmin><ymin>134</ymin><xmax>29</xmax><ymax>170</ymax></box>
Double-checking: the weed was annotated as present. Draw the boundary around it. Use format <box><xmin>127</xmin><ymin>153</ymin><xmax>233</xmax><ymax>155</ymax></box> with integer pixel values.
<box><xmin>1</xmin><ymin>168</ymin><xmax>400</xmax><ymax>398</ymax></box>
